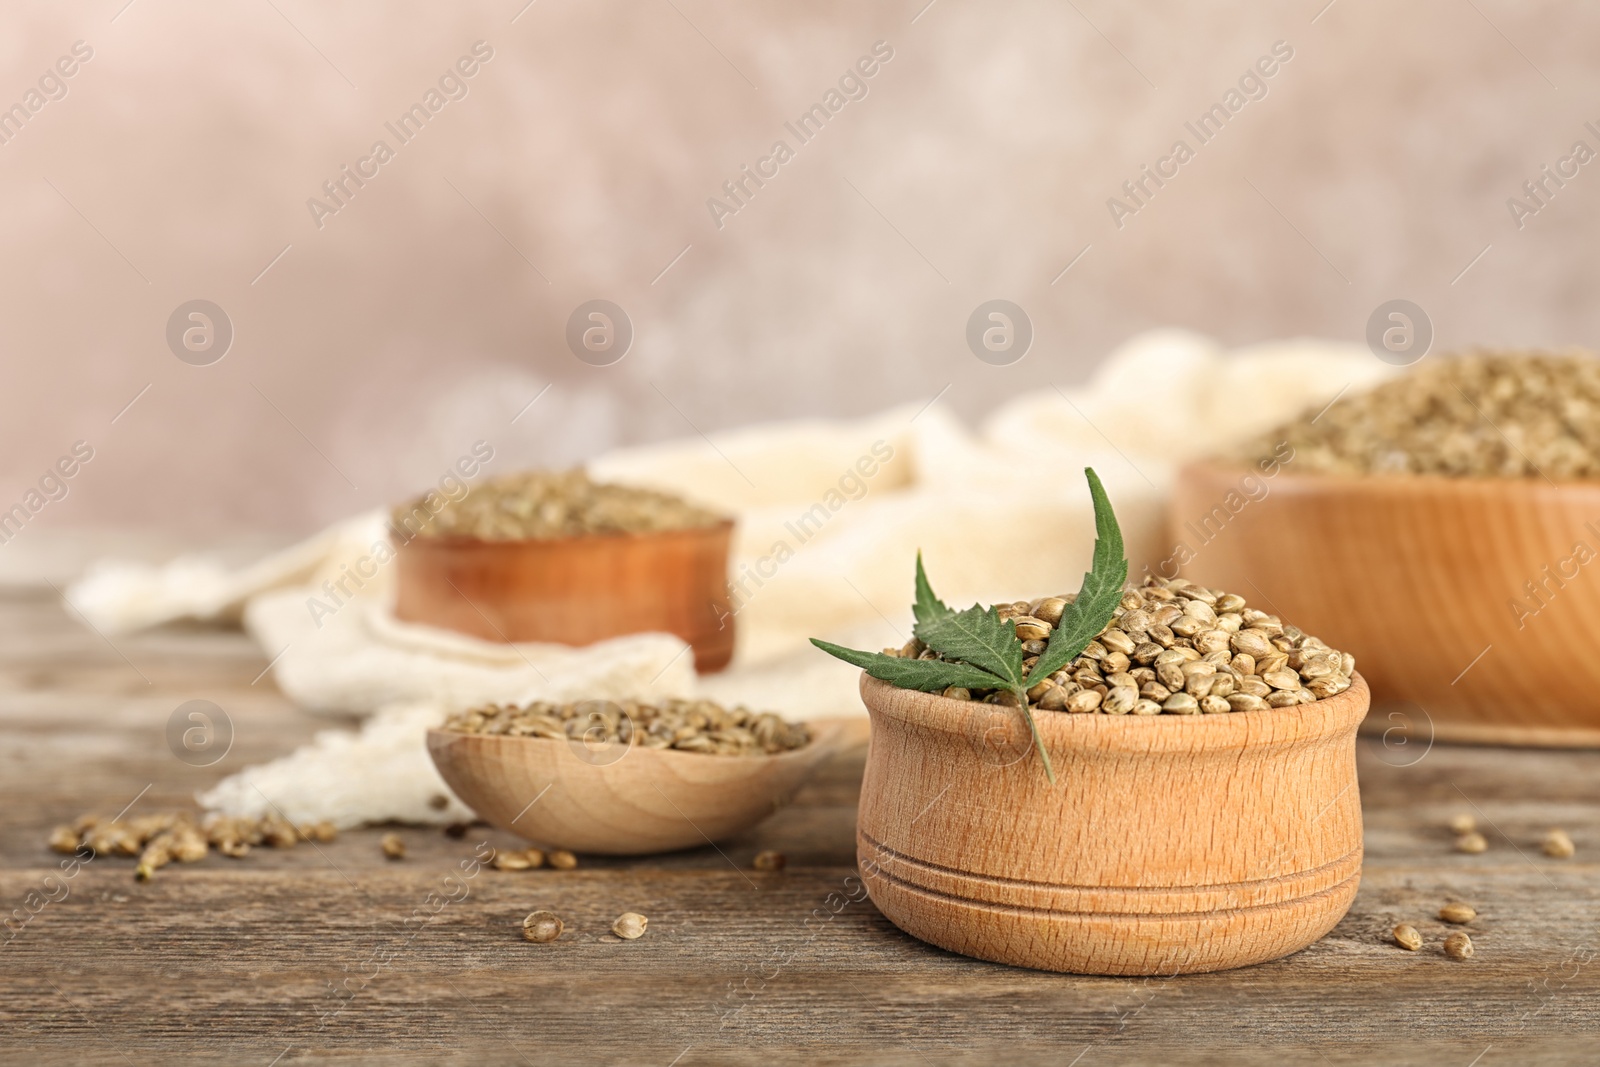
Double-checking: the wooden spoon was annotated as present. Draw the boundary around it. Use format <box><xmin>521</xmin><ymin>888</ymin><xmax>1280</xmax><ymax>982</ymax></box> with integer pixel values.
<box><xmin>426</xmin><ymin>719</ymin><xmax>847</xmax><ymax>855</ymax></box>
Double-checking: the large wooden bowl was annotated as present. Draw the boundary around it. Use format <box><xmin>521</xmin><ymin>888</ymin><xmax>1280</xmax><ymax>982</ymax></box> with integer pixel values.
<box><xmin>426</xmin><ymin>720</ymin><xmax>845</xmax><ymax>855</ymax></box>
<box><xmin>1174</xmin><ymin>461</ymin><xmax>1600</xmax><ymax>746</ymax></box>
<box><xmin>394</xmin><ymin>520</ymin><xmax>735</xmax><ymax>672</ymax></box>
<box><xmin>856</xmin><ymin>673</ymin><xmax>1367</xmax><ymax>976</ymax></box>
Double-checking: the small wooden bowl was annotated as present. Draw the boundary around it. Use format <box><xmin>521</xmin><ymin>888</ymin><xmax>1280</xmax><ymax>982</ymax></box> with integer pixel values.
<box><xmin>426</xmin><ymin>721</ymin><xmax>845</xmax><ymax>855</ymax></box>
<box><xmin>856</xmin><ymin>673</ymin><xmax>1368</xmax><ymax>975</ymax></box>
<box><xmin>1173</xmin><ymin>461</ymin><xmax>1600</xmax><ymax>746</ymax></box>
<box><xmin>394</xmin><ymin>520</ymin><xmax>735</xmax><ymax>673</ymax></box>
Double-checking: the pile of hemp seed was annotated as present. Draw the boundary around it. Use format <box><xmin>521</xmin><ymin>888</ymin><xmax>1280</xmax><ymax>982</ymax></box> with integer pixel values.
<box><xmin>441</xmin><ymin>697</ymin><xmax>812</xmax><ymax>756</ymax></box>
<box><xmin>884</xmin><ymin>574</ymin><xmax>1355</xmax><ymax>715</ymax></box>
<box><xmin>395</xmin><ymin>468</ymin><xmax>726</xmax><ymax>541</ymax></box>
<box><xmin>1249</xmin><ymin>351</ymin><xmax>1600</xmax><ymax>479</ymax></box>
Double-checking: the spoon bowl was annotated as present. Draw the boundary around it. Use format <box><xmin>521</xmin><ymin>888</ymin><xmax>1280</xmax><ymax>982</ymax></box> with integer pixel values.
<box><xmin>426</xmin><ymin>719</ymin><xmax>847</xmax><ymax>855</ymax></box>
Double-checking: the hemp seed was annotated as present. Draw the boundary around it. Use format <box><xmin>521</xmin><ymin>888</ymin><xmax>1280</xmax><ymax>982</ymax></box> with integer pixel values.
<box><xmin>48</xmin><ymin>825</ymin><xmax>79</xmax><ymax>854</ymax></box>
<box><xmin>1248</xmin><ymin>352</ymin><xmax>1600</xmax><ymax>480</ymax></box>
<box><xmin>909</xmin><ymin>574</ymin><xmax>1354</xmax><ymax>716</ymax></box>
<box><xmin>522</xmin><ymin>910</ymin><xmax>564</xmax><ymax>943</ymax></box>
<box><xmin>547</xmin><ymin>849</ymin><xmax>578</xmax><ymax>870</ymax></box>
<box><xmin>612</xmin><ymin>912</ymin><xmax>648</xmax><ymax>939</ymax></box>
<box><xmin>1543</xmin><ymin>828</ymin><xmax>1576</xmax><ymax>858</ymax></box>
<box><xmin>1456</xmin><ymin>832</ymin><xmax>1488</xmax><ymax>854</ymax></box>
<box><xmin>442</xmin><ymin>696</ymin><xmax>810</xmax><ymax>757</ymax></box>
<box><xmin>1443</xmin><ymin>932</ymin><xmax>1474</xmax><ymax>959</ymax></box>
<box><xmin>493</xmin><ymin>850</ymin><xmax>536</xmax><ymax>872</ymax></box>
<box><xmin>1392</xmin><ymin>924</ymin><xmax>1423</xmax><ymax>951</ymax></box>
<box><xmin>753</xmin><ymin>850</ymin><xmax>786</xmax><ymax>871</ymax></box>
<box><xmin>1447</xmin><ymin>813</ymin><xmax>1476</xmax><ymax>835</ymax></box>
<box><xmin>1439</xmin><ymin>902</ymin><xmax>1477</xmax><ymax>924</ymax></box>
<box><xmin>380</xmin><ymin>832</ymin><xmax>406</xmax><ymax>860</ymax></box>
<box><xmin>398</xmin><ymin>468</ymin><xmax>726</xmax><ymax>541</ymax></box>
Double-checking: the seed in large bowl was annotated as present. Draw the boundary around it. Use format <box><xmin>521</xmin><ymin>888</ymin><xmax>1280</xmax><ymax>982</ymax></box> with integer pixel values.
<box><xmin>1246</xmin><ymin>352</ymin><xmax>1600</xmax><ymax>480</ymax></box>
<box><xmin>396</xmin><ymin>468</ymin><xmax>727</xmax><ymax>541</ymax></box>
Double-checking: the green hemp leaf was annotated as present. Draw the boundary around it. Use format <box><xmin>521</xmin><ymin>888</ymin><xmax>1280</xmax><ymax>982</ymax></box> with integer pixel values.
<box><xmin>810</xmin><ymin>468</ymin><xmax>1128</xmax><ymax>785</ymax></box>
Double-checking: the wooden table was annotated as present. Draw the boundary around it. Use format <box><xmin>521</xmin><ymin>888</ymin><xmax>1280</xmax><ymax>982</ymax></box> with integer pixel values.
<box><xmin>2</xmin><ymin>586</ymin><xmax>1597</xmax><ymax>1065</ymax></box>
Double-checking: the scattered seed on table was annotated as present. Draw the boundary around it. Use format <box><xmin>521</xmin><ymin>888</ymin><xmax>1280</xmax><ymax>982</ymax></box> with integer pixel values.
<box><xmin>1444</xmin><ymin>932</ymin><xmax>1474</xmax><ymax>959</ymax></box>
<box><xmin>380</xmin><ymin>832</ymin><xmax>406</xmax><ymax>860</ymax></box>
<box><xmin>1448</xmin><ymin>813</ymin><xmax>1476</xmax><ymax>836</ymax></box>
<box><xmin>548</xmin><ymin>849</ymin><xmax>577</xmax><ymax>870</ymax></box>
<box><xmin>47</xmin><ymin>825</ymin><xmax>79</xmax><ymax>854</ymax></box>
<box><xmin>753</xmin><ymin>850</ymin><xmax>786</xmax><ymax>871</ymax></box>
<box><xmin>612</xmin><ymin>912</ymin><xmax>648</xmax><ymax>940</ymax></box>
<box><xmin>1456</xmin><ymin>831</ymin><xmax>1488</xmax><ymax>854</ymax></box>
<box><xmin>1439</xmin><ymin>903</ymin><xmax>1477</xmax><ymax>924</ymax></box>
<box><xmin>1392</xmin><ymin>924</ymin><xmax>1423</xmax><ymax>951</ymax></box>
<box><xmin>1543</xmin><ymin>828</ymin><xmax>1576</xmax><ymax>858</ymax></box>
<box><xmin>522</xmin><ymin>911</ymin><xmax>563</xmax><ymax>943</ymax></box>
<box><xmin>493</xmin><ymin>850</ymin><xmax>534</xmax><ymax>871</ymax></box>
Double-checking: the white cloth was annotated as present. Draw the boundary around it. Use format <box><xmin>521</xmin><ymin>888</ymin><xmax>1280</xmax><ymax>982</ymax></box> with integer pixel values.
<box><xmin>65</xmin><ymin>329</ymin><xmax>1389</xmax><ymax>825</ymax></box>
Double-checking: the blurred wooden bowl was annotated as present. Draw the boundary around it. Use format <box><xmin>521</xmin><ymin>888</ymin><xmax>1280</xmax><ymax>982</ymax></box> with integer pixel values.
<box><xmin>394</xmin><ymin>520</ymin><xmax>736</xmax><ymax>673</ymax></box>
<box><xmin>1173</xmin><ymin>460</ymin><xmax>1600</xmax><ymax>746</ymax></box>
<box><xmin>426</xmin><ymin>720</ymin><xmax>845</xmax><ymax>855</ymax></box>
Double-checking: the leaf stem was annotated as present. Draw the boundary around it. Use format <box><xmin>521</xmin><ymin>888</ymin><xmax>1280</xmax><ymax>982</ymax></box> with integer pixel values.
<box><xmin>1012</xmin><ymin>688</ymin><xmax>1056</xmax><ymax>785</ymax></box>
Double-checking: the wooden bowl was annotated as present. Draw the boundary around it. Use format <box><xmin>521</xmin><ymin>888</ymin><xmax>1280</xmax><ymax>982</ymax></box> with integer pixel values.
<box><xmin>425</xmin><ymin>720</ymin><xmax>845</xmax><ymax>855</ymax></box>
<box><xmin>855</xmin><ymin>673</ymin><xmax>1368</xmax><ymax>975</ymax></box>
<box><xmin>1174</xmin><ymin>461</ymin><xmax>1600</xmax><ymax>746</ymax></box>
<box><xmin>394</xmin><ymin>520</ymin><xmax>735</xmax><ymax>673</ymax></box>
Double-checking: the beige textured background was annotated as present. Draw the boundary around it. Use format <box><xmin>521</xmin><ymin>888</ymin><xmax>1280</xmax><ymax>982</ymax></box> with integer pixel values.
<box><xmin>0</xmin><ymin>0</ymin><xmax>1592</xmax><ymax>540</ymax></box>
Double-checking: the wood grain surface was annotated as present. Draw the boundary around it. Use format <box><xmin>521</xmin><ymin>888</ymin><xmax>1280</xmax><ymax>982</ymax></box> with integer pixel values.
<box><xmin>2</xmin><ymin>586</ymin><xmax>1599</xmax><ymax>1065</ymax></box>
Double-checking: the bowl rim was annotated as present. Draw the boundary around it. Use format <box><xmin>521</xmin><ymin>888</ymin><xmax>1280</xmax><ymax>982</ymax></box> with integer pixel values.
<box><xmin>1182</xmin><ymin>457</ymin><xmax>1600</xmax><ymax>498</ymax></box>
<box><xmin>859</xmin><ymin>671</ymin><xmax>1369</xmax><ymax>755</ymax></box>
